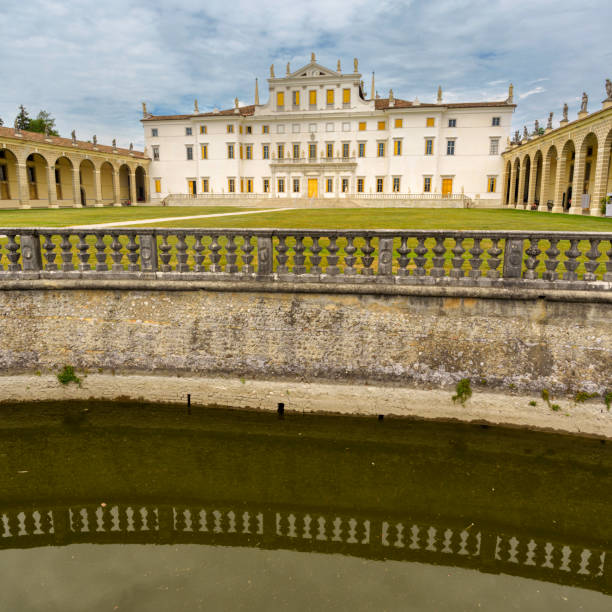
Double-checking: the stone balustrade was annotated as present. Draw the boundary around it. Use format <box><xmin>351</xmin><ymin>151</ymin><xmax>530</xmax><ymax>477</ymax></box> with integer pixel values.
<box><xmin>0</xmin><ymin>228</ymin><xmax>611</xmax><ymax>289</ymax></box>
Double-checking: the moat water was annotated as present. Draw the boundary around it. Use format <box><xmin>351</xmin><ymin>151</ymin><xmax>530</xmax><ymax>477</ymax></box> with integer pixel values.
<box><xmin>0</xmin><ymin>401</ymin><xmax>610</xmax><ymax>611</ymax></box>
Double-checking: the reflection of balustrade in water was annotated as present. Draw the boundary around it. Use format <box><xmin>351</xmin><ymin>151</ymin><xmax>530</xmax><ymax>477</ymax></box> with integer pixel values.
<box><xmin>1</xmin><ymin>504</ymin><xmax>609</xmax><ymax>595</ymax></box>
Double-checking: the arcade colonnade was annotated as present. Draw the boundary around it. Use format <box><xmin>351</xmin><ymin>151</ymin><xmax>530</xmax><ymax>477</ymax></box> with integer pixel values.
<box><xmin>0</xmin><ymin>128</ymin><xmax>150</xmax><ymax>209</ymax></box>
<box><xmin>501</xmin><ymin>106</ymin><xmax>612</xmax><ymax>215</ymax></box>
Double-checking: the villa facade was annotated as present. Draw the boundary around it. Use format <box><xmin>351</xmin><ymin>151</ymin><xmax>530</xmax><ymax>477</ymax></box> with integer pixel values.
<box><xmin>142</xmin><ymin>54</ymin><xmax>515</xmax><ymax>205</ymax></box>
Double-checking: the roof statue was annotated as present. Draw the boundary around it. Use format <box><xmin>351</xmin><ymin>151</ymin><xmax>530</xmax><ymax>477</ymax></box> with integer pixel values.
<box><xmin>580</xmin><ymin>92</ymin><xmax>588</xmax><ymax>113</ymax></box>
<box><xmin>506</xmin><ymin>83</ymin><xmax>514</xmax><ymax>104</ymax></box>
<box><xmin>606</xmin><ymin>78</ymin><xmax>612</xmax><ymax>100</ymax></box>
<box><xmin>337</xmin><ymin>59</ymin><xmax>341</xmax><ymax>72</ymax></box>
<box><xmin>353</xmin><ymin>57</ymin><xmax>358</xmax><ymax>72</ymax></box>
<box><xmin>254</xmin><ymin>78</ymin><xmax>260</xmax><ymax>105</ymax></box>
<box><xmin>71</xmin><ymin>130</ymin><xmax>76</xmax><ymax>143</ymax></box>
<box><xmin>93</xmin><ymin>134</ymin><xmax>97</xmax><ymax>145</ymax></box>
<box><xmin>523</xmin><ymin>125</ymin><xmax>528</xmax><ymax>139</ymax></box>
<box><xmin>534</xmin><ymin>120</ymin><xmax>539</xmax><ymax>134</ymax></box>
<box><xmin>234</xmin><ymin>97</ymin><xmax>239</xmax><ymax>109</ymax></box>
<box><xmin>371</xmin><ymin>72</ymin><xmax>375</xmax><ymax>101</ymax></box>
<box><xmin>311</xmin><ymin>52</ymin><xmax>315</xmax><ymax>62</ymax></box>
<box><xmin>514</xmin><ymin>130</ymin><xmax>520</xmax><ymax>143</ymax></box>
<box><xmin>563</xmin><ymin>102</ymin><xmax>569</xmax><ymax>121</ymax></box>
<box><xmin>129</xmin><ymin>142</ymin><xmax>133</xmax><ymax>151</ymax></box>
<box><xmin>389</xmin><ymin>89</ymin><xmax>394</xmax><ymax>105</ymax></box>
<box><xmin>142</xmin><ymin>102</ymin><xmax>147</xmax><ymax>118</ymax></box>
<box><xmin>270</xmin><ymin>64</ymin><xmax>275</xmax><ymax>78</ymax></box>
<box><xmin>45</xmin><ymin>124</ymin><xmax>50</xmax><ymax>137</ymax></box>
<box><xmin>194</xmin><ymin>99</ymin><xmax>199</xmax><ymax>113</ymax></box>
<box><xmin>112</xmin><ymin>138</ymin><xmax>117</xmax><ymax>148</ymax></box>
<box><xmin>437</xmin><ymin>86</ymin><xmax>442</xmax><ymax>103</ymax></box>
<box><xmin>547</xmin><ymin>112</ymin><xmax>553</xmax><ymax>129</ymax></box>
<box><xmin>286</xmin><ymin>62</ymin><xmax>290</xmax><ymax>75</ymax></box>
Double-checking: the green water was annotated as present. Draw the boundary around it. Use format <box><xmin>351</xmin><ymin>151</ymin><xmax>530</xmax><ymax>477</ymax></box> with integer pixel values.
<box><xmin>0</xmin><ymin>401</ymin><xmax>610</xmax><ymax>611</ymax></box>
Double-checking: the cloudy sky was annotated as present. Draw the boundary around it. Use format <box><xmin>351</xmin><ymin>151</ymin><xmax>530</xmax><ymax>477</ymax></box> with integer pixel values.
<box><xmin>1</xmin><ymin>0</ymin><xmax>610</xmax><ymax>149</ymax></box>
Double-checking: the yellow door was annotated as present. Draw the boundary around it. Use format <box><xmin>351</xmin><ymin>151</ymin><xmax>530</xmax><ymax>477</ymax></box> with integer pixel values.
<box><xmin>442</xmin><ymin>178</ymin><xmax>453</xmax><ymax>197</ymax></box>
<box><xmin>308</xmin><ymin>179</ymin><xmax>318</xmax><ymax>198</ymax></box>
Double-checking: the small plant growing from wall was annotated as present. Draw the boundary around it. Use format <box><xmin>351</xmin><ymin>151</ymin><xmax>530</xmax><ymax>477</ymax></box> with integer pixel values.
<box><xmin>452</xmin><ymin>378</ymin><xmax>472</xmax><ymax>406</ymax></box>
<box><xmin>574</xmin><ymin>391</ymin><xmax>598</xmax><ymax>403</ymax></box>
<box><xmin>541</xmin><ymin>389</ymin><xmax>551</xmax><ymax>407</ymax></box>
<box><xmin>605</xmin><ymin>392</ymin><xmax>612</xmax><ymax>411</ymax></box>
<box><xmin>57</xmin><ymin>365</ymin><xmax>81</xmax><ymax>387</ymax></box>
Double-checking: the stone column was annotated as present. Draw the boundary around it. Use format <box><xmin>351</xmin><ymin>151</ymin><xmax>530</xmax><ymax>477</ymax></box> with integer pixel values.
<box><xmin>516</xmin><ymin>161</ymin><xmax>527</xmax><ymax>209</ymax></box>
<box><xmin>112</xmin><ymin>168</ymin><xmax>121</xmax><ymax>206</ymax></box>
<box><xmin>501</xmin><ymin>164</ymin><xmax>510</xmax><ymax>206</ymax></box>
<box><xmin>17</xmin><ymin>162</ymin><xmax>30</xmax><ymax>209</ymax></box>
<box><xmin>93</xmin><ymin>168</ymin><xmax>103</xmax><ymax>207</ymax></box>
<box><xmin>569</xmin><ymin>148</ymin><xmax>587</xmax><ymax>215</ymax></box>
<box><xmin>71</xmin><ymin>167</ymin><xmax>82</xmax><ymax>207</ymax></box>
<box><xmin>552</xmin><ymin>156</ymin><xmax>567</xmax><ymax>213</ymax></box>
<box><xmin>527</xmin><ymin>161</ymin><xmax>538</xmax><ymax>209</ymax></box>
<box><xmin>143</xmin><ymin>171</ymin><xmax>150</xmax><ymax>203</ymax></box>
<box><xmin>589</xmin><ymin>144</ymin><xmax>610</xmax><ymax>216</ymax></box>
<box><xmin>128</xmin><ymin>167</ymin><xmax>137</xmax><ymax>204</ymax></box>
<box><xmin>506</xmin><ymin>162</ymin><xmax>515</xmax><ymax>206</ymax></box>
<box><xmin>538</xmin><ymin>157</ymin><xmax>551</xmax><ymax>211</ymax></box>
<box><xmin>46</xmin><ymin>164</ymin><xmax>58</xmax><ymax>208</ymax></box>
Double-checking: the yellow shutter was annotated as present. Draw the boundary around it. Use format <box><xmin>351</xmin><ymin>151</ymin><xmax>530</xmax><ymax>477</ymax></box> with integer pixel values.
<box><xmin>378</xmin><ymin>121</ymin><xmax>386</xmax><ymax>130</ymax></box>
<box><xmin>309</xmin><ymin>90</ymin><xmax>317</xmax><ymax>105</ymax></box>
<box><xmin>326</xmin><ymin>89</ymin><xmax>334</xmax><ymax>105</ymax></box>
<box><xmin>200</xmin><ymin>125</ymin><xmax>207</xmax><ymax>134</ymax></box>
<box><xmin>426</xmin><ymin>117</ymin><xmax>435</xmax><ymax>127</ymax></box>
<box><xmin>342</xmin><ymin>88</ymin><xmax>351</xmax><ymax>104</ymax></box>
<box><xmin>154</xmin><ymin>179</ymin><xmax>161</xmax><ymax>193</ymax></box>
<box><xmin>277</xmin><ymin>92</ymin><xmax>284</xmax><ymax>106</ymax></box>
<box><xmin>359</xmin><ymin>122</ymin><xmax>366</xmax><ymax>131</ymax></box>
<box><xmin>294</xmin><ymin>91</ymin><xmax>300</xmax><ymax>106</ymax></box>
<box><xmin>394</xmin><ymin>141</ymin><xmax>401</xmax><ymax>155</ymax></box>
<box><xmin>394</xmin><ymin>118</ymin><xmax>403</xmax><ymax>128</ymax></box>
<box><xmin>201</xmin><ymin>145</ymin><xmax>207</xmax><ymax>159</ymax></box>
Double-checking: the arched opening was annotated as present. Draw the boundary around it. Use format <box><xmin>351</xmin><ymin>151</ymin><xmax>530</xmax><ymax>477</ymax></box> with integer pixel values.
<box><xmin>100</xmin><ymin>162</ymin><xmax>115</xmax><ymax>205</ymax></box>
<box><xmin>522</xmin><ymin>154</ymin><xmax>531</xmax><ymax>207</ymax></box>
<box><xmin>135</xmin><ymin>166</ymin><xmax>147</xmax><ymax>202</ymax></box>
<box><xmin>542</xmin><ymin>145</ymin><xmax>557</xmax><ymax>210</ymax></box>
<box><xmin>532</xmin><ymin>151</ymin><xmax>543</xmax><ymax>209</ymax></box>
<box><xmin>54</xmin><ymin>157</ymin><xmax>75</xmax><ymax>206</ymax></box>
<box><xmin>119</xmin><ymin>164</ymin><xmax>130</xmax><ymax>203</ymax></box>
<box><xmin>79</xmin><ymin>159</ymin><xmax>96</xmax><ymax>207</ymax></box>
<box><xmin>0</xmin><ymin>148</ymin><xmax>20</xmax><ymax>207</ymax></box>
<box><xmin>512</xmin><ymin>158</ymin><xmax>520</xmax><ymax>207</ymax></box>
<box><xmin>504</xmin><ymin>161</ymin><xmax>512</xmax><ymax>206</ymax></box>
<box><xmin>576</xmin><ymin>132</ymin><xmax>598</xmax><ymax>211</ymax></box>
<box><xmin>560</xmin><ymin>140</ymin><xmax>575</xmax><ymax>212</ymax></box>
<box><xmin>26</xmin><ymin>153</ymin><xmax>49</xmax><ymax>207</ymax></box>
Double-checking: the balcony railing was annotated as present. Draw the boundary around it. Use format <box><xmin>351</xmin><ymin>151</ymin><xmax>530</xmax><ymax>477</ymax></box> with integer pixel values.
<box><xmin>1</xmin><ymin>228</ymin><xmax>610</xmax><ymax>289</ymax></box>
<box><xmin>270</xmin><ymin>156</ymin><xmax>356</xmax><ymax>164</ymax></box>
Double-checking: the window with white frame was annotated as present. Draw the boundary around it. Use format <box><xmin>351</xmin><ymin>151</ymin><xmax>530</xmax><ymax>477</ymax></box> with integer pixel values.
<box><xmin>326</xmin><ymin>122</ymin><xmax>334</xmax><ymax>132</ymax></box>
<box><xmin>492</xmin><ymin>116</ymin><xmax>501</xmax><ymax>126</ymax></box>
<box><xmin>342</xmin><ymin>122</ymin><xmax>350</xmax><ymax>132</ymax></box>
<box><xmin>186</xmin><ymin>127</ymin><xmax>192</xmax><ymax>136</ymax></box>
<box><xmin>446</xmin><ymin>139</ymin><xmax>456</xmax><ymax>155</ymax></box>
<box><xmin>489</xmin><ymin>138</ymin><xmax>500</xmax><ymax>155</ymax></box>
<box><xmin>376</xmin><ymin>177</ymin><xmax>384</xmax><ymax>193</ymax></box>
<box><xmin>292</xmin><ymin>124</ymin><xmax>300</xmax><ymax>133</ymax></box>
<box><xmin>152</xmin><ymin>146</ymin><xmax>159</xmax><ymax>161</ymax></box>
<box><xmin>392</xmin><ymin>177</ymin><xmax>400</xmax><ymax>192</ymax></box>
<box><xmin>186</xmin><ymin>145</ymin><xmax>193</xmax><ymax>160</ymax></box>
<box><xmin>151</xmin><ymin>128</ymin><xmax>158</xmax><ymax>137</ymax></box>
<box><xmin>293</xmin><ymin>178</ymin><xmax>300</xmax><ymax>193</ymax></box>
<box><xmin>448</xmin><ymin>119</ymin><xmax>456</xmax><ymax>128</ymax></box>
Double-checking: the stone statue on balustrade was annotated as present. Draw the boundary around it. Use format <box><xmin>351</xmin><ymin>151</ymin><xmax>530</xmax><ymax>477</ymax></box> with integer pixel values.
<box><xmin>563</xmin><ymin>103</ymin><xmax>568</xmax><ymax>121</ymax></box>
<box><xmin>71</xmin><ymin>130</ymin><xmax>76</xmax><ymax>143</ymax></box>
<box><xmin>606</xmin><ymin>79</ymin><xmax>612</xmax><ymax>100</ymax></box>
<box><xmin>523</xmin><ymin>125</ymin><xmax>528</xmax><ymax>140</ymax></box>
<box><xmin>547</xmin><ymin>112</ymin><xmax>553</xmax><ymax>129</ymax></box>
<box><xmin>514</xmin><ymin>130</ymin><xmax>520</xmax><ymax>144</ymax></box>
<box><xmin>580</xmin><ymin>92</ymin><xmax>588</xmax><ymax>113</ymax></box>
<box><xmin>534</xmin><ymin>120</ymin><xmax>539</xmax><ymax>134</ymax></box>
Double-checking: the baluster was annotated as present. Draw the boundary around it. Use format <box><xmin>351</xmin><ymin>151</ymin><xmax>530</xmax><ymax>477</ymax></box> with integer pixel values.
<box><xmin>176</xmin><ymin>233</ymin><xmax>189</xmax><ymax>272</ymax></box>
<box><xmin>562</xmin><ymin>239</ymin><xmax>580</xmax><ymax>281</ymax></box>
<box><xmin>326</xmin><ymin>236</ymin><xmax>340</xmax><ymax>276</ymax></box>
<box><xmin>523</xmin><ymin>238</ymin><xmax>541</xmax><ymax>279</ymax></box>
<box><xmin>209</xmin><ymin>235</ymin><xmax>222</xmax><ymax>272</ymax></box>
<box><xmin>60</xmin><ymin>234</ymin><xmax>74</xmax><ymax>272</ymax></box>
<box><xmin>193</xmin><ymin>235</ymin><xmax>206</xmax><ymax>272</ymax></box>
<box><xmin>469</xmin><ymin>238</ymin><xmax>484</xmax><ymax>278</ymax></box>
<box><xmin>77</xmin><ymin>233</ymin><xmax>90</xmax><ymax>271</ymax></box>
<box><xmin>292</xmin><ymin>236</ymin><xmax>306</xmax><ymax>275</ymax></box>
<box><xmin>450</xmin><ymin>236</ymin><xmax>465</xmax><ymax>278</ymax></box>
<box><xmin>126</xmin><ymin>233</ymin><xmax>139</xmax><ymax>272</ymax></box>
<box><xmin>94</xmin><ymin>234</ymin><xmax>108</xmax><ymax>272</ymax></box>
<box><xmin>360</xmin><ymin>236</ymin><xmax>374</xmax><ymax>275</ymax></box>
<box><xmin>110</xmin><ymin>234</ymin><xmax>123</xmax><ymax>272</ymax></box>
<box><xmin>309</xmin><ymin>236</ymin><xmax>322</xmax><ymax>274</ymax></box>
<box><xmin>43</xmin><ymin>234</ymin><xmax>58</xmax><ymax>271</ymax></box>
<box><xmin>225</xmin><ymin>235</ymin><xmax>238</xmax><ymax>273</ymax></box>
<box><xmin>5</xmin><ymin>234</ymin><xmax>20</xmax><ymax>272</ymax></box>
<box><xmin>0</xmin><ymin>240</ymin><xmax>4</xmax><ymax>271</ymax></box>
<box><xmin>413</xmin><ymin>236</ymin><xmax>427</xmax><ymax>276</ymax></box>
<box><xmin>159</xmin><ymin>235</ymin><xmax>172</xmax><ymax>272</ymax></box>
<box><xmin>604</xmin><ymin>243</ymin><xmax>612</xmax><ymax>282</ymax></box>
<box><xmin>397</xmin><ymin>236</ymin><xmax>410</xmax><ymax>276</ymax></box>
<box><xmin>430</xmin><ymin>236</ymin><xmax>447</xmax><ymax>277</ymax></box>
<box><xmin>241</xmin><ymin>235</ymin><xmax>255</xmax><ymax>274</ymax></box>
<box><xmin>583</xmin><ymin>239</ymin><xmax>601</xmax><ymax>281</ymax></box>
<box><xmin>276</xmin><ymin>235</ymin><xmax>289</xmax><ymax>275</ymax></box>
<box><xmin>486</xmin><ymin>239</ymin><xmax>502</xmax><ymax>278</ymax></box>
<box><xmin>542</xmin><ymin>238</ymin><xmax>560</xmax><ymax>281</ymax></box>
<box><xmin>343</xmin><ymin>236</ymin><xmax>357</xmax><ymax>275</ymax></box>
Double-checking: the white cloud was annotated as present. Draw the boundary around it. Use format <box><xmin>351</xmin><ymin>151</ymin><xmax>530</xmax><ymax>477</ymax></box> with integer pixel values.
<box><xmin>519</xmin><ymin>86</ymin><xmax>546</xmax><ymax>99</ymax></box>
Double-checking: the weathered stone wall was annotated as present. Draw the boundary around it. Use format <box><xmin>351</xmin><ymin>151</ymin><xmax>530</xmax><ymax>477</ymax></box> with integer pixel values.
<box><xmin>0</xmin><ymin>282</ymin><xmax>610</xmax><ymax>394</ymax></box>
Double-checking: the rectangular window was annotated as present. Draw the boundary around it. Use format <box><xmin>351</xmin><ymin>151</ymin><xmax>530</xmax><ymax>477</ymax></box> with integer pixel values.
<box><xmin>202</xmin><ymin>178</ymin><xmax>209</xmax><ymax>193</ymax></box>
<box><xmin>239</xmin><ymin>145</ymin><xmax>243</xmax><ymax>159</ymax></box>
<box><xmin>262</xmin><ymin>144</ymin><xmax>270</xmax><ymax>159</ymax></box>
<box><xmin>425</xmin><ymin>139</ymin><xmax>433</xmax><ymax>155</ymax></box>
<box><xmin>359</xmin><ymin>121</ymin><xmax>366</xmax><ymax>131</ymax></box>
<box><xmin>292</xmin><ymin>91</ymin><xmax>300</xmax><ymax>107</ymax></box>
<box><xmin>154</xmin><ymin>179</ymin><xmax>161</xmax><ymax>193</ymax></box>
<box><xmin>277</xmin><ymin>92</ymin><xmax>285</xmax><ymax>108</ymax></box>
<box><xmin>246</xmin><ymin>126</ymin><xmax>252</xmax><ymax>134</ymax></box>
<box><xmin>263</xmin><ymin>178</ymin><xmax>270</xmax><ymax>193</ymax></box>
<box><xmin>377</xmin><ymin>142</ymin><xmax>385</xmax><ymax>157</ymax></box>
<box><xmin>342</xmin><ymin>122</ymin><xmax>350</xmax><ymax>132</ymax></box>
<box><xmin>200</xmin><ymin>125</ymin><xmax>207</xmax><ymax>134</ymax></box>
<box><xmin>152</xmin><ymin>146</ymin><xmax>159</xmax><ymax>161</ymax></box>
<box><xmin>277</xmin><ymin>144</ymin><xmax>284</xmax><ymax>159</ymax></box>
<box><xmin>342</xmin><ymin>143</ymin><xmax>350</xmax><ymax>158</ymax></box>
<box><xmin>293</xmin><ymin>144</ymin><xmax>300</xmax><ymax>159</ymax></box>
<box><xmin>426</xmin><ymin>117</ymin><xmax>435</xmax><ymax>127</ymax></box>
<box><xmin>309</xmin><ymin>90</ymin><xmax>317</xmax><ymax>107</ymax></box>
<box><xmin>393</xmin><ymin>140</ymin><xmax>402</xmax><ymax>156</ymax></box>
<box><xmin>448</xmin><ymin>119</ymin><xmax>456</xmax><ymax>128</ymax></box>
<box><xmin>186</xmin><ymin>146</ymin><xmax>193</xmax><ymax>160</ymax></box>
<box><xmin>277</xmin><ymin>124</ymin><xmax>285</xmax><ymax>133</ymax></box>
<box><xmin>326</xmin><ymin>122</ymin><xmax>334</xmax><ymax>132</ymax></box>
<box><xmin>245</xmin><ymin>178</ymin><xmax>253</xmax><ymax>193</ymax></box>
<box><xmin>293</xmin><ymin>178</ymin><xmax>300</xmax><ymax>193</ymax></box>
<box><xmin>326</xmin><ymin>143</ymin><xmax>333</xmax><ymax>158</ymax></box>
<box><xmin>292</xmin><ymin>123</ymin><xmax>300</xmax><ymax>133</ymax></box>
<box><xmin>342</xmin><ymin>89</ymin><xmax>351</xmax><ymax>105</ymax></box>
<box><xmin>245</xmin><ymin>145</ymin><xmax>252</xmax><ymax>160</ymax></box>
<box><xmin>227</xmin><ymin>125</ymin><xmax>234</xmax><ymax>133</ymax></box>
<box><xmin>358</xmin><ymin>142</ymin><xmax>366</xmax><ymax>157</ymax></box>
<box><xmin>262</xmin><ymin>125</ymin><xmax>269</xmax><ymax>134</ymax></box>
<box><xmin>357</xmin><ymin>178</ymin><xmax>364</xmax><ymax>193</ymax></box>
<box><xmin>227</xmin><ymin>144</ymin><xmax>234</xmax><ymax>159</ymax></box>
<box><xmin>228</xmin><ymin>178</ymin><xmax>235</xmax><ymax>193</ymax></box>
<box><xmin>326</xmin><ymin>178</ymin><xmax>333</xmax><ymax>193</ymax></box>
<box><xmin>186</xmin><ymin>127</ymin><xmax>192</xmax><ymax>136</ymax></box>
<box><xmin>423</xmin><ymin>177</ymin><xmax>431</xmax><ymax>192</ymax></box>
<box><xmin>377</xmin><ymin>121</ymin><xmax>386</xmax><ymax>131</ymax></box>
<box><xmin>188</xmin><ymin>180</ymin><xmax>196</xmax><ymax>195</ymax></box>
<box><xmin>342</xmin><ymin>178</ymin><xmax>349</xmax><ymax>193</ymax></box>
<box><xmin>393</xmin><ymin>177</ymin><xmax>400</xmax><ymax>192</ymax></box>
<box><xmin>492</xmin><ymin>116</ymin><xmax>501</xmax><ymax>126</ymax></box>
<box><xmin>201</xmin><ymin>144</ymin><xmax>208</xmax><ymax>159</ymax></box>
<box><xmin>447</xmin><ymin>140</ymin><xmax>455</xmax><ymax>155</ymax></box>
<box><xmin>326</xmin><ymin>89</ymin><xmax>334</xmax><ymax>105</ymax></box>
<box><xmin>309</xmin><ymin>144</ymin><xmax>317</xmax><ymax>159</ymax></box>
<box><xmin>309</xmin><ymin>123</ymin><xmax>317</xmax><ymax>132</ymax></box>
<box><xmin>278</xmin><ymin>178</ymin><xmax>285</xmax><ymax>193</ymax></box>
<box><xmin>151</xmin><ymin>128</ymin><xmax>158</xmax><ymax>137</ymax></box>
<box><xmin>489</xmin><ymin>138</ymin><xmax>500</xmax><ymax>155</ymax></box>
<box><xmin>376</xmin><ymin>178</ymin><xmax>383</xmax><ymax>193</ymax></box>
<box><xmin>487</xmin><ymin>176</ymin><xmax>497</xmax><ymax>192</ymax></box>
<box><xmin>394</xmin><ymin>118</ymin><xmax>403</xmax><ymax>128</ymax></box>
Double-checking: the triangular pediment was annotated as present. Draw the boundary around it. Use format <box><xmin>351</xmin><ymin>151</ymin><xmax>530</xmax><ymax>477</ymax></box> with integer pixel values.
<box><xmin>287</xmin><ymin>62</ymin><xmax>339</xmax><ymax>79</ymax></box>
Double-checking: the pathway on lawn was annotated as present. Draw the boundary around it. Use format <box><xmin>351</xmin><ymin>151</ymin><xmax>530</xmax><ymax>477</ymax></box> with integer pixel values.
<box><xmin>68</xmin><ymin>207</ymin><xmax>296</xmax><ymax>229</ymax></box>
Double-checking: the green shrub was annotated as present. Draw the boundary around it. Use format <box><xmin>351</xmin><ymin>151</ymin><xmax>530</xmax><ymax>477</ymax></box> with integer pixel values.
<box><xmin>574</xmin><ymin>391</ymin><xmax>598</xmax><ymax>403</ymax></box>
<box><xmin>452</xmin><ymin>378</ymin><xmax>472</xmax><ymax>405</ymax></box>
<box><xmin>529</xmin><ymin>400</ymin><xmax>537</xmax><ymax>407</ymax></box>
<box><xmin>605</xmin><ymin>392</ymin><xmax>612</xmax><ymax>411</ymax></box>
<box><xmin>57</xmin><ymin>365</ymin><xmax>81</xmax><ymax>387</ymax></box>
<box><xmin>551</xmin><ymin>404</ymin><xmax>561</xmax><ymax>412</ymax></box>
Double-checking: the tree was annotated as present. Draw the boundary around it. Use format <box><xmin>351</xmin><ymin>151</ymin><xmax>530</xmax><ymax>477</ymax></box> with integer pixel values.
<box><xmin>28</xmin><ymin>110</ymin><xmax>59</xmax><ymax>136</ymax></box>
<box><xmin>0</xmin><ymin>117</ymin><xmax>3</xmax><ymax>127</ymax></box>
<box><xmin>15</xmin><ymin>105</ymin><xmax>31</xmax><ymax>130</ymax></box>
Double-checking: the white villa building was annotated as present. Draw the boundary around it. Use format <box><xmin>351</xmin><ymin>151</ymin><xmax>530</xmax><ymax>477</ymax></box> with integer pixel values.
<box><xmin>142</xmin><ymin>54</ymin><xmax>515</xmax><ymax>205</ymax></box>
